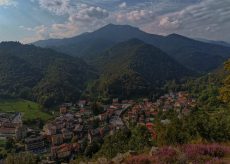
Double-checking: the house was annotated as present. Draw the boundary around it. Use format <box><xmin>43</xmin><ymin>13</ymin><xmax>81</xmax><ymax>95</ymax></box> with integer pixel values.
<box><xmin>51</xmin><ymin>134</ymin><xmax>63</xmax><ymax>146</ymax></box>
<box><xmin>60</xmin><ymin>105</ymin><xmax>68</xmax><ymax>114</ymax></box>
<box><xmin>0</xmin><ymin>112</ymin><xmax>22</xmax><ymax>126</ymax></box>
<box><xmin>0</xmin><ymin>112</ymin><xmax>24</xmax><ymax>138</ymax></box>
<box><xmin>60</xmin><ymin>106</ymin><xmax>68</xmax><ymax>114</ymax></box>
<box><xmin>78</xmin><ymin>100</ymin><xmax>87</xmax><ymax>108</ymax></box>
<box><xmin>98</xmin><ymin>113</ymin><xmax>108</xmax><ymax>121</ymax></box>
<box><xmin>43</xmin><ymin>124</ymin><xmax>57</xmax><ymax>136</ymax></box>
<box><xmin>122</xmin><ymin>100</ymin><xmax>129</xmax><ymax>104</ymax></box>
<box><xmin>0</xmin><ymin>122</ymin><xmax>26</xmax><ymax>139</ymax></box>
<box><xmin>74</xmin><ymin>125</ymin><xmax>84</xmax><ymax>139</ymax></box>
<box><xmin>61</xmin><ymin>129</ymin><xmax>73</xmax><ymax>140</ymax></box>
<box><xmin>143</xmin><ymin>98</ymin><xmax>149</xmax><ymax>102</ymax></box>
<box><xmin>63</xmin><ymin>103</ymin><xmax>72</xmax><ymax>107</ymax></box>
<box><xmin>25</xmin><ymin>136</ymin><xmax>45</xmax><ymax>153</ymax></box>
<box><xmin>112</xmin><ymin>98</ymin><xmax>119</xmax><ymax>104</ymax></box>
<box><xmin>51</xmin><ymin>144</ymin><xmax>73</xmax><ymax>159</ymax></box>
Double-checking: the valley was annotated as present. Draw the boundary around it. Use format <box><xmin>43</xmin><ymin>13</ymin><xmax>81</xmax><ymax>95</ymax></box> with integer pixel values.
<box><xmin>0</xmin><ymin>24</ymin><xmax>230</xmax><ymax>164</ymax></box>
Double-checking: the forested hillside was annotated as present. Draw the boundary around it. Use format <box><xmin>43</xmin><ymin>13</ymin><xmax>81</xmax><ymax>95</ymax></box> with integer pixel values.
<box><xmin>0</xmin><ymin>42</ymin><xmax>97</xmax><ymax>107</ymax></box>
<box><xmin>85</xmin><ymin>39</ymin><xmax>193</xmax><ymax>99</ymax></box>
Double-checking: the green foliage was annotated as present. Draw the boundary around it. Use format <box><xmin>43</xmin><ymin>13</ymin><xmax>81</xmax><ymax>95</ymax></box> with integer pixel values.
<box><xmin>88</xmin><ymin>39</ymin><xmax>193</xmax><ymax>99</ymax></box>
<box><xmin>5</xmin><ymin>152</ymin><xmax>38</xmax><ymax>164</ymax></box>
<box><xmin>5</xmin><ymin>138</ymin><xmax>15</xmax><ymax>151</ymax></box>
<box><xmin>156</xmin><ymin>114</ymin><xmax>193</xmax><ymax>146</ymax></box>
<box><xmin>156</xmin><ymin>108</ymin><xmax>230</xmax><ymax>145</ymax></box>
<box><xmin>84</xmin><ymin>141</ymin><xmax>101</xmax><ymax>158</ymax></box>
<box><xmin>128</xmin><ymin>126</ymin><xmax>154</xmax><ymax>152</ymax></box>
<box><xmin>0</xmin><ymin>42</ymin><xmax>96</xmax><ymax>107</ymax></box>
<box><xmin>220</xmin><ymin>61</ymin><xmax>230</xmax><ymax>103</ymax></box>
<box><xmin>96</xmin><ymin>128</ymin><xmax>130</xmax><ymax>159</ymax></box>
<box><xmin>0</xmin><ymin>99</ymin><xmax>51</xmax><ymax>121</ymax></box>
<box><xmin>179</xmin><ymin>67</ymin><xmax>226</xmax><ymax>110</ymax></box>
<box><xmin>95</xmin><ymin>126</ymin><xmax>154</xmax><ymax>159</ymax></box>
<box><xmin>91</xmin><ymin>102</ymin><xmax>104</xmax><ymax>116</ymax></box>
<box><xmin>195</xmin><ymin>110</ymin><xmax>230</xmax><ymax>142</ymax></box>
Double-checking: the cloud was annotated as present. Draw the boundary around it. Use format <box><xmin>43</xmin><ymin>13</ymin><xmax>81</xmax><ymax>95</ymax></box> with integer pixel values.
<box><xmin>146</xmin><ymin>0</ymin><xmax>230</xmax><ymax>40</ymax></box>
<box><xmin>119</xmin><ymin>2</ymin><xmax>126</xmax><ymax>9</ymax></box>
<box><xmin>21</xmin><ymin>0</ymin><xmax>109</xmax><ymax>43</ymax></box>
<box><xmin>38</xmin><ymin>0</ymin><xmax>70</xmax><ymax>15</ymax></box>
<box><xmin>20</xmin><ymin>0</ymin><xmax>230</xmax><ymax>43</ymax></box>
<box><xmin>116</xmin><ymin>9</ymin><xmax>153</xmax><ymax>23</ymax></box>
<box><xmin>22</xmin><ymin>2</ymin><xmax>109</xmax><ymax>43</ymax></box>
<box><xmin>159</xmin><ymin>16</ymin><xmax>180</xmax><ymax>30</ymax></box>
<box><xmin>69</xmin><ymin>4</ymin><xmax>109</xmax><ymax>22</ymax></box>
<box><xmin>21</xmin><ymin>25</ymin><xmax>49</xmax><ymax>43</ymax></box>
<box><xmin>0</xmin><ymin>0</ymin><xmax>16</xmax><ymax>6</ymax></box>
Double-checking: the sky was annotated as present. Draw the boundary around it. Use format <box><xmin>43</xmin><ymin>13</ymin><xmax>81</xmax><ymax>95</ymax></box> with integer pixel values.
<box><xmin>0</xmin><ymin>0</ymin><xmax>229</xmax><ymax>43</ymax></box>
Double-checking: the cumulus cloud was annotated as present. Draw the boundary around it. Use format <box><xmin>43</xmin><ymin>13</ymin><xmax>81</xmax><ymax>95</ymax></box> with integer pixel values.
<box><xmin>21</xmin><ymin>0</ymin><xmax>230</xmax><ymax>42</ymax></box>
<box><xmin>22</xmin><ymin>1</ymin><xmax>109</xmax><ymax>43</ymax></box>
<box><xmin>146</xmin><ymin>0</ymin><xmax>230</xmax><ymax>40</ymax></box>
<box><xmin>159</xmin><ymin>16</ymin><xmax>180</xmax><ymax>30</ymax></box>
<box><xmin>38</xmin><ymin>0</ymin><xmax>70</xmax><ymax>15</ymax></box>
<box><xmin>69</xmin><ymin>4</ymin><xmax>109</xmax><ymax>22</ymax></box>
<box><xmin>21</xmin><ymin>1</ymin><xmax>109</xmax><ymax>42</ymax></box>
<box><xmin>21</xmin><ymin>25</ymin><xmax>49</xmax><ymax>43</ymax></box>
<box><xmin>0</xmin><ymin>0</ymin><xmax>16</xmax><ymax>6</ymax></box>
<box><xmin>116</xmin><ymin>9</ymin><xmax>153</xmax><ymax>23</ymax></box>
<box><xmin>119</xmin><ymin>2</ymin><xmax>126</xmax><ymax>9</ymax></box>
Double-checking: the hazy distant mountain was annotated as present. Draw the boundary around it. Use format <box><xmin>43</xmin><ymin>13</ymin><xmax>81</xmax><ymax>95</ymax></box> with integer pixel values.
<box><xmin>195</xmin><ymin>38</ymin><xmax>230</xmax><ymax>48</ymax></box>
<box><xmin>33</xmin><ymin>24</ymin><xmax>230</xmax><ymax>73</ymax></box>
<box><xmin>0</xmin><ymin>42</ymin><xmax>96</xmax><ymax>106</ymax></box>
<box><xmin>86</xmin><ymin>39</ymin><xmax>193</xmax><ymax>99</ymax></box>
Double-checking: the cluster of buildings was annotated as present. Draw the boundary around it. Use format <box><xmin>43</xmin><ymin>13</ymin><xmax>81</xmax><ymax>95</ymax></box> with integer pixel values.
<box><xmin>125</xmin><ymin>92</ymin><xmax>196</xmax><ymax>123</ymax></box>
<box><xmin>0</xmin><ymin>112</ymin><xmax>27</xmax><ymax>140</ymax></box>
<box><xmin>0</xmin><ymin>92</ymin><xmax>196</xmax><ymax>163</ymax></box>
<box><xmin>123</xmin><ymin>92</ymin><xmax>196</xmax><ymax>139</ymax></box>
<box><xmin>156</xmin><ymin>91</ymin><xmax>196</xmax><ymax>114</ymax></box>
<box><xmin>24</xmin><ymin>99</ymin><xmax>133</xmax><ymax>161</ymax></box>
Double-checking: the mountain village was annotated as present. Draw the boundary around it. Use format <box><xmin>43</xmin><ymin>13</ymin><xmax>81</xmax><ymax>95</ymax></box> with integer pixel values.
<box><xmin>0</xmin><ymin>91</ymin><xmax>196</xmax><ymax>163</ymax></box>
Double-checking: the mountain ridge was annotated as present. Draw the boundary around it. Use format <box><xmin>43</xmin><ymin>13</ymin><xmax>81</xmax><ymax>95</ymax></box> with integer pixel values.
<box><xmin>0</xmin><ymin>42</ymin><xmax>97</xmax><ymax>106</ymax></box>
<box><xmin>86</xmin><ymin>39</ymin><xmax>193</xmax><ymax>99</ymax></box>
<box><xmin>33</xmin><ymin>24</ymin><xmax>230</xmax><ymax>73</ymax></box>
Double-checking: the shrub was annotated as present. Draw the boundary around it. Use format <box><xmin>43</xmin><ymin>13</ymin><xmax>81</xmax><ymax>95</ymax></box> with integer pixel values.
<box><xmin>155</xmin><ymin>147</ymin><xmax>179</xmax><ymax>163</ymax></box>
<box><xmin>182</xmin><ymin>144</ymin><xmax>230</xmax><ymax>163</ymax></box>
<box><xmin>205</xmin><ymin>158</ymin><xmax>226</xmax><ymax>164</ymax></box>
<box><xmin>126</xmin><ymin>155</ymin><xmax>155</xmax><ymax>164</ymax></box>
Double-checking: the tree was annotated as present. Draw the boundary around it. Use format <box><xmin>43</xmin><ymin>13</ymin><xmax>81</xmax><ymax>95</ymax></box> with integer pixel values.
<box><xmin>156</xmin><ymin>118</ymin><xmax>191</xmax><ymax>146</ymax></box>
<box><xmin>129</xmin><ymin>126</ymin><xmax>153</xmax><ymax>152</ymax></box>
<box><xmin>96</xmin><ymin>128</ymin><xmax>131</xmax><ymax>158</ymax></box>
<box><xmin>91</xmin><ymin>102</ymin><xmax>104</xmax><ymax>116</ymax></box>
<box><xmin>5</xmin><ymin>152</ymin><xmax>38</xmax><ymax>164</ymax></box>
<box><xmin>5</xmin><ymin>138</ymin><xmax>15</xmax><ymax>151</ymax></box>
<box><xmin>84</xmin><ymin>141</ymin><xmax>100</xmax><ymax>158</ymax></box>
<box><xmin>220</xmin><ymin>61</ymin><xmax>230</xmax><ymax>103</ymax></box>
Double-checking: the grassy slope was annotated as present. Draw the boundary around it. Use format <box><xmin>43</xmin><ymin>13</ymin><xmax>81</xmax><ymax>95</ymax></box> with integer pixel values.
<box><xmin>0</xmin><ymin>99</ymin><xmax>52</xmax><ymax>121</ymax></box>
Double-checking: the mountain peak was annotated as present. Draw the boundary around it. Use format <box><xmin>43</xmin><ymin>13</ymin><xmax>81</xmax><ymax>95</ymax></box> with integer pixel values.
<box><xmin>167</xmin><ymin>33</ymin><xmax>185</xmax><ymax>38</ymax></box>
<box><xmin>166</xmin><ymin>33</ymin><xmax>195</xmax><ymax>42</ymax></box>
<box><xmin>102</xmin><ymin>23</ymin><xmax>139</xmax><ymax>29</ymax></box>
<box><xmin>97</xmin><ymin>24</ymin><xmax>140</xmax><ymax>33</ymax></box>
